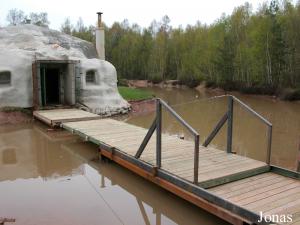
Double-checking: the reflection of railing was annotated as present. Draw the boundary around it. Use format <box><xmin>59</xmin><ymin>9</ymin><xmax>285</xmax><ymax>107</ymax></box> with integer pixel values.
<box><xmin>135</xmin><ymin>98</ymin><xmax>200</xmax><ymax>184</ymax></box>
<box><xmin>203</xmin><ymin>95</ymin><xmax>273</xmax><ymax>165</ymax></box>
<box><xmin>297</xmin><ymin>138</ymin><xmax>300</xmax><ymax>173</ymax></box>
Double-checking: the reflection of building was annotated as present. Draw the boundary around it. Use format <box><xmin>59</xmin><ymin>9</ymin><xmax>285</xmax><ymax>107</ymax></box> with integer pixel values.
<box><xmin>0</xmin><ymin>124</ymin><xmax>220</xmax><ymax>225</ymax></box>
<box><xmin>297</xmin><ymin>141</ymin><xmax>300</xmax><ymax>172</ymax></box>
<box><xmin>0</xmin><ymin>124</ymin><xmax>86</xmax><ymax>181</ymax></box>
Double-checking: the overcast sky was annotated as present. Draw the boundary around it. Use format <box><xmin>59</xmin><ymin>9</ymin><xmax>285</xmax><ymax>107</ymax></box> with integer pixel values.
<box><xmin>0</xmin><ymin>0</ymin><xmax>297</xmax><ymax>30</ymax></box>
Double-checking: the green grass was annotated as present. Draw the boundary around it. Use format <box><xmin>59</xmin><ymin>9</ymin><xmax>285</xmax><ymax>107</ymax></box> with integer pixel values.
<box><xmin>118</xmin><ymin>87</ymin><xmax>154</xmax><ymax>101</ymax></box>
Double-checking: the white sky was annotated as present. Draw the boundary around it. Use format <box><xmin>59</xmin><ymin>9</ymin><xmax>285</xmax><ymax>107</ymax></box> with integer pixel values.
<box><xmin>0</xmin><ymin>0</ymin><xmax>297</xmax><ymax>30</ymax></box>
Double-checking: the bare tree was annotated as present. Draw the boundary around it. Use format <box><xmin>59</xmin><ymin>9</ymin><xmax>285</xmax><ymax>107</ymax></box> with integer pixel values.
<box><xmin>29</xmin><ymin>12</ymin><xmax>50</xmax><ymax>27</ymax></box>
<box><xmin>76</xmin><ymin>17</ymin><xmax>86</xmax><ymax>33</ymax></box>
<box><xmin>6</xmin><ymin>8</ymin><xmax>25</xmax><ymax>25</ymax></box>
<box><xmin>60</xmin><ymin>18</ymin><xmax>73</xmax><ymax>34</ymax></box>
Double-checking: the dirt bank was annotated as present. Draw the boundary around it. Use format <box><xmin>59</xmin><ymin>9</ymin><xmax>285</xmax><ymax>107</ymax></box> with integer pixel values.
<box><xmin>125</xmin><ymin>79</ymin><xmax>300</xmax><ymax>101</ymax></box>
<box><xmin>126</xmin><ymin>79</ymin><xmax>185</xmax><ymax>89</ymax></box>
<box><xmin>128</xmin><ymin>99</ymin><xmax>156</xmax><ymax>116</ymax></box>
<box><xmin>0</xmin><ymin>111</ymin><xmax>33</xmax><ymax>125</ymax></box>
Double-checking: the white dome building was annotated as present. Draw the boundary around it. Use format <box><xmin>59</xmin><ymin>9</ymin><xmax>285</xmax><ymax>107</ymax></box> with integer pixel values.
<box><xmin>0</xmin><ymin>19</ymin><xmax>130</xmax><ymax>115</ymax></box>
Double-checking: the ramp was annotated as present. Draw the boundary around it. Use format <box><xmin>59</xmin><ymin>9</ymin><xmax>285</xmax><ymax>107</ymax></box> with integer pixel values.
<box><xmin>33</xmin><ymin>108</ymin><xmax>100</xmax><ymax>127</ymax></box>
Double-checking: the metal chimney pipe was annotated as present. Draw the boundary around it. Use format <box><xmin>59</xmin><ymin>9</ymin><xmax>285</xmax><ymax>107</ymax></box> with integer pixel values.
<box><xmin>97</xmin><ymin>12</ymin><xmax>103</xmax><ymax>28</ymax></box>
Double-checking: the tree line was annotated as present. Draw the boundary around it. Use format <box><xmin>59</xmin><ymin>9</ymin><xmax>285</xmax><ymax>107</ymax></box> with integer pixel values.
<box><xmin>100</xmin><ymin>0</ymin><xmax>300</xmax><ymax>94</ymax></box>
<box><xmin>99</xmin><ymin>0</ymin><xmax>299</xmax><ymax>98</ymax></box>
<box><xmin>101</xmin><ymin>0</ymin><xmax>300</xmax><ymax>97</ymax></box>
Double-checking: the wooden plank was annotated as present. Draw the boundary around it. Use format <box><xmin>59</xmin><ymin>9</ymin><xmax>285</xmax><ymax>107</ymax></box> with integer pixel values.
<box><xmin>228</xmin><ymin>179</ymin><xmax>297</xmax><ymax>202</ymax></box>
<box><xmin>182</xmin><ymin>161</ymin><xmax>266</xmax><ymax>180</ymax></box>
<box><xmin>34</xmin><ymin>109</ymin><xmax>101</xmax><ymax>126</ymax></box>
<box><xmin>248</xmin><ymin>191</ymin><xmax>300</xmax><ymax>212</ymax></box>
<box><xmin>264</xmin><ymin>198</ymin><xmax>300</xmax><ymax>216</ymax></box>
<box><xmin>33</xmin><ymin>111</ymin><xmax>52</xmax><ymax>125</ymax></box>
<box><xmin>219</xmin><ymin>175</ymin><xmax>291</xmax><ymax>199</ymax></box>
<box><xmin>290</xmin><ymin>219</ymin><xmax>300</xmax><ymax>225</ymax></box>
<box><xmin>196</xmin><ymin>166</ymin><xmax>270</xmax><ymax>189</ymax></box>
<box><xmin>273</xmin><ymin>203</ymin><xmax>300</xmax><ymax>221</ymax></box>
<box><xmin>167</xmin><ymin>156</ymin><xmax>252</xmax><ymax>175</ymax></box>
<box><xmin>244</xmin><ymin>187</ymin><xmax>300</xmax><ymax>212</ymax></box>
<box><xmin>209</xmin><ymin>173</ymin><xmax>278</xmax><ymax>194</ymax></box>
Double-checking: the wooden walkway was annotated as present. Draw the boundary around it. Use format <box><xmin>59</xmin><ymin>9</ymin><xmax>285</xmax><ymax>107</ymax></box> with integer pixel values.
<box><xmin>33</xmin><ymin>106</ymin><xmax>300</xmax><ymax>225</ymax></box>
<box><xmin>62</xmin><ymin>119</ymin><xmax>268</xmax><ymax>187</ymax></box>
<box><xmin>33</xmin><ymin>109</ymin><xmax>100</xmax><ymax>126</ymax></box>
<box><xmin>209</xmin><ymin>173</ymin><xmax>300</xmax><ymax>225</ymax></box>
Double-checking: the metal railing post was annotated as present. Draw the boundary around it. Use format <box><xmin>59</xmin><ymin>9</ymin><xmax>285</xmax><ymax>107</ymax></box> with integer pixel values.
<box><xmin>266</xmin><ymin>125</ymin><xmax>272</xmax><ymax>165</ymax></box>
<box><xmin>297</xmin><ymin>138</ymin><xmax>300</xmax><ymax>173</ymax></box>
<box><xmin>194</xmin><ymin>134</ymin><xmax>200</xmax><ymax>184</ymax></box>
<box><xmin>227</xmin><ymin>96</ymin><xmax>233</xmax><ymax>153</ymax></box>
<box><xmin>156</xmin><ymin>99</ymin><xmax>162</xmax><ymax>168</ymax></box>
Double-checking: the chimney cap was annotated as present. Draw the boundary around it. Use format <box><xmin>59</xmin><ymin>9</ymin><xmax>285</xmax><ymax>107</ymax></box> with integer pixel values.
<box><xmin>97</xmin><ymin>12</ymin><xmax>103</xmax><ymax>15</ymax></box>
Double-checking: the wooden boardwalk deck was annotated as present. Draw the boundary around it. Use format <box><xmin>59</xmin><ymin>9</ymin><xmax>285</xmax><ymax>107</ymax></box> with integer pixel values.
<box><xmin>209</xmin><ymin>173</ymin><xmax>300</xmax><ymax>225</ymax></box>
<box><xmin>34</xmin><ymin>105</ymin><xmax>300</xmax><ymax>225</ymax></box>
<box><xmin>62</xmin><ymin>119</ymin><xmax>268</xmax><ymax>187</ymax></box>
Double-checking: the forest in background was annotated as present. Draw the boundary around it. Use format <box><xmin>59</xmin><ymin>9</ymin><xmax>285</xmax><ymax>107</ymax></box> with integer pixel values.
<box><xmin>5</xmin><ymin>0</ymin><xmax>300</xmax><ymax>98</ymax></box>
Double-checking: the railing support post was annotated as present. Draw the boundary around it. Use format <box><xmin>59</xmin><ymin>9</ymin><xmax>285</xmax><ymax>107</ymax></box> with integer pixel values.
<box><xmin>227</xmin><ymin>96</ymin><xmax>233</xmax><ymax>153</ymax></box>
<box><xmin>194</xmin><ymin>134</ymin><xmax>200</xmax><ymax>184</ymax></box>
<box><xmin>266</xmin><ymin>125</ymin><xmax>272</xmax><ymax>165</ymax></box>
<box><xmin>156</xmin><ymin>99</ymin><xmax>162</xmax><ymax>168</ymax></box>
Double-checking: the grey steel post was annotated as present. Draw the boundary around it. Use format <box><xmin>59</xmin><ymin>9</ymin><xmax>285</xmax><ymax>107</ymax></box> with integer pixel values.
<box><xmin>194</xmin><ymin>134</ymin><xmax>200</xmax><ymax>184</ymax></box>
<box><xmin>227</xmin><ymin>96</ymin><xmax>233</xmax><ymax>153</ymax></box>
<box><xmin>297</xmin><ymin>137</ymin><xmax>300</xmax><ymax>172</ymax></box>
<box><xmin>266</xmin><ymin>125</ymin><xmax>272</xmax><ymax>165</ymax></box>
<box><xmin>156</xmin><ymin>99</ymin><xmax>162</xmax><ymax>168</ymax></box>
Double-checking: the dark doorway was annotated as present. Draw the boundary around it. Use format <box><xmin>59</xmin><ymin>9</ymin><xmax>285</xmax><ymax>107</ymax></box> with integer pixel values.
<box><xmin>33</xmin><ymin>60</ymin><xmax>78</xmax><ymax>109</ymax></box>
<box><xmin>42</xmin><ymin>68</ymin><xmax>60</xmax><ymax>105</ymax></box>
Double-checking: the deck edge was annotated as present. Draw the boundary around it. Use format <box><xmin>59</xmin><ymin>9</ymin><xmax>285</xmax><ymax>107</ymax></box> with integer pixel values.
<box><xmin>199</xmin><ymin>165</ymin><xmax>270</xmax><ymax>189</ymax></box>
<box><xmin>271</xmin><ymin>165</ymin><xmax>300</xmax><ymax>180</ymax></box>
<box><xmin>99</xmin><ymin>146</ymin><xmax>272</xmax><ymax>225</ymax></box>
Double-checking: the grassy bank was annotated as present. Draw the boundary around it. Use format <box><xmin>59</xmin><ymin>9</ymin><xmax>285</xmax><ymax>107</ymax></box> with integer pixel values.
<box><xmin>118</xmin><ymin>87</ymin><xmax>154</xmax><ymax>101</ymax></box>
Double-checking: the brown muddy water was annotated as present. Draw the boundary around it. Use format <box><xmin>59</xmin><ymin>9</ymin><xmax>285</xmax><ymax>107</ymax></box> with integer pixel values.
<box><xmin>125</xmin><ymin>87</ymin><xmax>300</xmax><ymax>171</ymax></box>
<box><xmin>1</xmin><ymin>87</ymin><xmax>299</xmax><ymax>225</ymax></box>
<box><xmin>0</xmin><ymin>123</ymin><xmax>228</xmax><ymax>225</ymax></box>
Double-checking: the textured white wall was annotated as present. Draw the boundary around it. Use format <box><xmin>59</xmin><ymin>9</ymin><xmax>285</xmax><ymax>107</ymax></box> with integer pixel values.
<box><xmin>0</xmin><ymin>49</ymin><xmax>34</xmax><ymax>108</ymax></box>
<box><xmin>80</xmin><ymin>59</ymin><xmax>128</xmax><ymax>114</ymax></box>
<box><xmin>0</xmin><ymin>25</ymin><xmax>130</xmax><ymax>114</ymax></box>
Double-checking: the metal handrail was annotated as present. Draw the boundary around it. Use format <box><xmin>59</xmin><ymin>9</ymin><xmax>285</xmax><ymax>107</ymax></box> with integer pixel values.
<box><xmin>135</xmin><ymin>98</ymin><xmax>200</xmax><ymax>184</ymax></box>
<box><xmin>203</xmin><ymin>95</ymin><xmax>273</xmax><ymax>165</ymax></box>
<box><xmin>232</xmin><ymin>96</ymin><xmax>272</xmax><ymax>126</ymax></box>
<box><xmin>135</xmin><ymin>95</ymin><xmax>273</xmax><ymax>187</ymax></box>
<box><xmin>159</xmin><ymin>99</ymin><xmax>199</xmax><ymax>136</ymax></box>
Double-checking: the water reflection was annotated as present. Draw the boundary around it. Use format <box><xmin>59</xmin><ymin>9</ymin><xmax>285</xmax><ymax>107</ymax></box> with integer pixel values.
<box><xmin>126</xmin><ymin>87</ymin><xmax>300</xmax><ymax>170</ymax></box>
<box><xmin>2</xmin><ymin>147</ymin><xmax>17</xmax><ymax>165</ymax></box>
<box><xmin>0</xmin><ymin>123</ymin><xmax>228</xmax><ymax>225</ymax></box>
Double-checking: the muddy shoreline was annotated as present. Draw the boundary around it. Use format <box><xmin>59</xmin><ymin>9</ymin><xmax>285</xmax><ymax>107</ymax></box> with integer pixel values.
<box><xmin>0</xmin><ymin>100</ymin><xmax>156</xmax><ymax>125</ymax></box>
<box><xmin>125</xmin><ymin>79</ymin><xmax>300</xmax><ymax>101</ymax></box>
<box><xmin>0</xmin><ymin>110</ymin><xmax>33</xmax><ymax>125</ymax></box>
<box><xmin>1</xmin><ymin>82</ymin><xmax>298</xmax><ymax>125</ymax></box>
